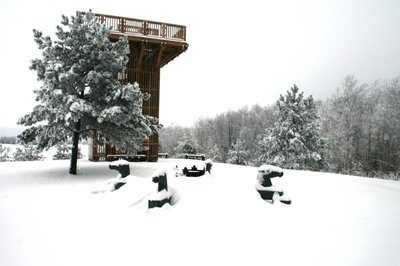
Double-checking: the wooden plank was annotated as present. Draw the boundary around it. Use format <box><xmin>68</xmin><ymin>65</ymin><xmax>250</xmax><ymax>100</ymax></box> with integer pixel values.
<box><xmin>156</xmin><ymin>45</ymin><xmax>165</xmax><ymax>69</ymax></box>
<box><xmin>137</xmin><ymin>44</ymin><xmax>145</xmax><ymax>69</ymax></box>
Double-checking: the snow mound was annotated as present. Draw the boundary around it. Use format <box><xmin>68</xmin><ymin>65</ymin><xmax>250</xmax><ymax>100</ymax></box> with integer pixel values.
<box><xmin>109</xmin><ymin>159</ymin><xmax>130</xmax><ymax>166</ymax></box>
<box><xmin>148</xmin><ymin>188</ymin><xmax>174</xmax><ymax>201</ymax></box>
<box><xmin>258</xmin><ymin>164</ymin><xmax>283</xmax><ymax>174</ymax></box>
<box><xmin>151</xmin><ymin>168</ymin><xmax>168</xmax><ymax>177</ymax></box>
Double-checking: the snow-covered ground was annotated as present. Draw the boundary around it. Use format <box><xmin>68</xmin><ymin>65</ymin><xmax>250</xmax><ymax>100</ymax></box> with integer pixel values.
<box><xmin>1</xmin><ymin>158</ymin><xmax>400</xmax><ymax>266</ymax></box>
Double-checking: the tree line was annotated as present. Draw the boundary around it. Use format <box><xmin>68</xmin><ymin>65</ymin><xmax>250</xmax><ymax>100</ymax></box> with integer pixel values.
<box><xmin>159</xmin><ymin>75</ymin><xmax>400</xmax><ymax>180</ymax></box>
<box><xmin>0</xmin><ymin>136</ymin><xmax>17</xmax><ymax>144</ymax></box>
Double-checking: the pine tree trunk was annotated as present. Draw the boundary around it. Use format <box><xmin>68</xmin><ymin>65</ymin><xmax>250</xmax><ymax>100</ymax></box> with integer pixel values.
<box><xmin>70</xmin><ymin>89</ymin><xmax>84</xmax><ymax>175</ymax></box>
<box><xmin>69</xmin><ymin>119</ymin><xmax>81</xmax><ymax>175</ymax></box>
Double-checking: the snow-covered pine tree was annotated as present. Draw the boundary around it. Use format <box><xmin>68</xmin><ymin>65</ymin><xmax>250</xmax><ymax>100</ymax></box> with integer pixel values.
<box><xmin>174</xmin><ymin>133</ymin><xmax>199</xmax><ymax>158</ymax></box>
<box><xmin>52</xmin><ymin>143</ymin><xmax>82</xmax><ymax>160</ymax></box>
<box><xmin>208</xmin><ymin>144</ymin><xmax>223</xmax><ymax>163</ymax></box>
<box><xmin>17</xmin><ymin>11</ymin><xmax>159</xmax><ymax>174</ymax></box>
<box><xmin>158</xmin><ymin>125</ymin><xmax>187</xmax><ymax>157</ymax></box>
<box><xmin>227</xmin><ymin>138</ymin><xmax>250</xmax><ymax>165</ymax></box>
<box><xmin>258</xmin><ymin>85</ymin><xmax>326</xmax><ymax>170</ymax></box>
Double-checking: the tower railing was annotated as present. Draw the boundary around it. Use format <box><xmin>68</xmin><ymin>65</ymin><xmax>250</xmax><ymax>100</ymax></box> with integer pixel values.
<box><xmin>95</xmin><ymin>13</ymin><xmax>186</xmax><ymax>42</ymax></box>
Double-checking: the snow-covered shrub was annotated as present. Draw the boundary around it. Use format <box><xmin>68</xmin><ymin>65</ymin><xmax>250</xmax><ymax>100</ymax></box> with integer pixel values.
<box><xmin>207</xmin><ymin>144</ymin><xmax>223</xmax><ymax>163</ymax></box>
<box><xmin>342</xmin><ymin>160</ymin><xmax>365</xmax><ymax>176</ymax></box>
<box><xmin>381</xmin><ymin>172</ymin><xmax>400</xmax><ymax>181</ymax></box>
<box><xmin>52</xmin><ymin>144</ymin><xmax>82</xmax><ymax>160</ymax></box>
<box><xmin>0</xmin><ymin>144</ymin><xmax>11</xmax><ymax>162</ymax></box>
<box><xmin>13</xmin><ymin>145</ymin><xmax>43</xmax><ymax>161</ymax></box>
<box><xmin>174</xmin><ymin>134</ymin><xmax>199</xmax><ymax>158</ymax></box>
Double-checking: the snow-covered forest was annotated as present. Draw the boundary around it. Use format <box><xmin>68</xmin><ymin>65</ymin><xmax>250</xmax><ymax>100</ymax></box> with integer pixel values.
<box><xmin>160</xmin><ymin>75</ymin><xmax>400</xmax><ymax>180</ymax></box>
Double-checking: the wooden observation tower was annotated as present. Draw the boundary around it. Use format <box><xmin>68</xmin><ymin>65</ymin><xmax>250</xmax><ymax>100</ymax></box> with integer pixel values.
<box><xmin>89</xmin><ymin>13</ymin><xmax>188</xmax><ymax>161</ymax></box>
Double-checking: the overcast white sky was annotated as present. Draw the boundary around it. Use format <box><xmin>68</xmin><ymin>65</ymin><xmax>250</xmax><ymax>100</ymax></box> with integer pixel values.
<box><xmin>1</xmin><ymin>0</ymin><xmax>400</xmax><ymax>135</ymax></box>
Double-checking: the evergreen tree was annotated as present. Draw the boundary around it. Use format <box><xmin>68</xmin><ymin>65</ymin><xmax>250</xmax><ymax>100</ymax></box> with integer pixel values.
<box><xmin>158</xmin><ymin>124</ymin><xmax>188</xmax><ymax>157</ymax></box>
<box><xmin>17</xmin><ymin>11</ymin><xmax>158</xmax><ymax>174</ymax></box>
<box><xmin>258</xmin><ymin>85</ymin><xmax>326</xmax><ymax>170</ymax></box>
<box><xmin>227</xmin><ymin>138</ymin><xmax>250</xmax><ymax>165</ymax></box>
<box><xmin>52</xmin><ymin>143</ymin><xmax>82</xmax><ymax>160</ymax></box>
<box><xmin>174</xmin><ymin>133</ymin><xmax>198</xmax><ymax>157</ymax></box>
<box><xmin>207</xmin><ymin>144</ymin><xmax>223</xmax><ymax>162</ymax></box>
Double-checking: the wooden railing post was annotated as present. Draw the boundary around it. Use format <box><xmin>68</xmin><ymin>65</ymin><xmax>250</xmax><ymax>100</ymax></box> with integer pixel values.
<box><xmin>161</xmin><ymin>24</ymin><xmax>166</xmax><ymax>38</ymax></box>
<box><xmin>120</xmin><ymin>18</ymin><xmax>125</xmax><ymax>33</ymax></box>
<box><xmin>143</xmin><ymin>21</ymin><xmax>148</xmax><ymax>36</ymax></box>
<box><xmin>93</xmin><ymin>13</ymin><xmax>186</xmax><ymax>41</ymax></box>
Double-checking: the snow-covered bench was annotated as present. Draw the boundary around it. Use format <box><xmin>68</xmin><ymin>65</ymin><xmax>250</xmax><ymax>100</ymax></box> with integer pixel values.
<box><xmin>108</xmin><ymin>160</ymin><xmax>130</xmax><ymax>190</ymax></box>
<box><xmin>182</xmin><ymin>165</ymin><xmax>206</xmax><ymax>177</ymax></box>
<box><xmin>185</xmin><ymin>154</ymin><xmax>205</xmax><ymax>161</ymax></box>
<box><xmin>148</xmin><ymin>170</ymin><xmax>173</xmax><ymax>209</ymax></box>
<box><xmin>256</xmin><ymin>165</ymin><xmax>291</xmax><ymax>204</ymax></box>
<box><xmin>158</xmin><ymin>153</ymin><xmax>169</xmax><ymax>158</ymax></box>
<box><xmin>106</xmin><ymin>154</ymin><xmax>146</xmax><ymax>162</ymax></box>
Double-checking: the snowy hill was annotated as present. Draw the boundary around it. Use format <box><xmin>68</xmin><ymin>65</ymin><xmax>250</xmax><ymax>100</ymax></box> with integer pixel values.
<box><xmin>1</xmin><ymin>159</ymin><xmax>400</xmax><ymax>266</ymax></box>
